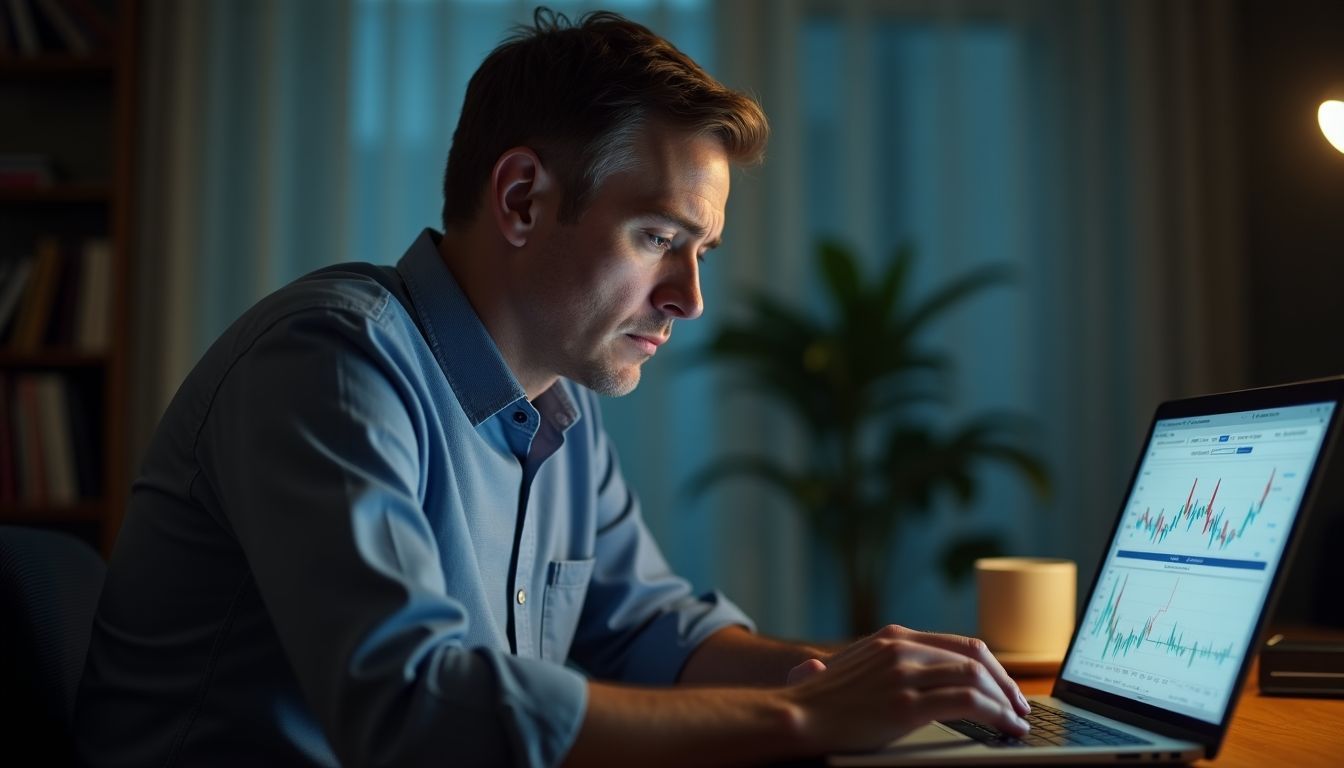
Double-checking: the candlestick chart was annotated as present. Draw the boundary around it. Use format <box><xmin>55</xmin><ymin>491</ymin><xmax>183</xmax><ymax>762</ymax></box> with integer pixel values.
<box><xmin>1120</xmin><ymin>467</ymin><xmax>1289</xmax><ymax>562</ymax></box>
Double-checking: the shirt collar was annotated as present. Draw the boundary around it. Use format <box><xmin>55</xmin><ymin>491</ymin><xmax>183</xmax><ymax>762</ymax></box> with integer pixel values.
<box><xmin>396</xmin><ymin>229</ymin><xmax>527</xmax><ymax>427</ymax></box>
<box><xmin>395</xmin><ymin>229</ymin><xmax>582</xmax><ymax>434</ymax></box>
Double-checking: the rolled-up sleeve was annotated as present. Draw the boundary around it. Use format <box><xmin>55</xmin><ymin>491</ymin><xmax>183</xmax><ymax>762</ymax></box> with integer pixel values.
<box><xmin>198</xmin><ymin>302</ymin><xmax>586</xmax><ymax>767</ymax></box>
<box><xmin>567</xmin><ymin>388</ymin><xmax>755</xmax><ymax>684</ymax></box>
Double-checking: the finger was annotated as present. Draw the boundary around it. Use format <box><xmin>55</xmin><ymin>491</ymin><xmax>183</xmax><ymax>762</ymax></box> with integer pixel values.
<box><xmin>895</xmin><ymin>630</ymin><xmax>1030</xmax><ymax>716</ymax></box>
<box><xmin>819</xmin><ymin>637</ymin><xmax>1022</xmax><ymax>724</ymax></box>
<box><xmin>787</xmin><ymin>658</ymin><xmax>827</xmax><ymax>686</ymax></box>
<box><xmin>820</xmin><ymin>635</ymin><xmax>1020</xmax><ymax>722</ymax></box>
<box><xmin>913</xmin><ymin>687</ymin><xmax>1031</xmax><ymax>737</ymax></box>
<box><xmin>820</xmin><ymin>626</ymin><xmax>898</xmax><ymax>668</ymax></box>
<box><xmin>829</xmin><ymin>637</ymin><xmax>984</xmax><ymax>682</ymax></box>
<box><xmin>896</xmin><ymin>660</ymin><xmax>1021</xmax><ymax>717</ymax></box>
<box><xmin>826</xmin><ymin>624</ymin><xmax>922</xmax><ymax>668</ymax></box>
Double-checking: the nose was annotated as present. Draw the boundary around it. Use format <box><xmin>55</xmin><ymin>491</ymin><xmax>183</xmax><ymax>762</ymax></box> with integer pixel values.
<box><xmin>651</xmin><ymin>252</ymin><xmax>704</xmax><ymax>320</ymax></box>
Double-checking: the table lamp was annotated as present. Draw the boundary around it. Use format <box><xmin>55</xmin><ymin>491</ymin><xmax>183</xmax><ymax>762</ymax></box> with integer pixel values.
<box><xmin>1322</xmin><ymin>99</ymin><xmax>1344</xmax><ymax>154</ymax></box>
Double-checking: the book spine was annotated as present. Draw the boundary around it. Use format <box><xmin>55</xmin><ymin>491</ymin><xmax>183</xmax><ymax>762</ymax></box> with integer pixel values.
<box><xmin>13</xmin><ymin>375</ymin><xmax>47</xmax><ymax>504</ymax></box>
<box><xmin>8</xmin><ymin>238</ymin><xmax>63</xmax><ymax>351</ymax></box>
<box><xmin>6</xmin><ymin>0</ymin><xmax>41</xmax><ymax>56</ymax></box>
<box><xmin>0</xmin><ymin>257</ymin><xmax>30</xmax><ymax>341</ymax></box>
<box><xmin>48</xmin><ymin>240</ymin><xmax>80</xmax><ymax>347</ymax></box>
<box><xmin>59</xmin><ymin>0</ymin><xmax>112</xmax><ymax>51</ymax></box>
<box><xmin>76</xmin><ymin>238</ymin><xmax>112</xmax><ymax>352</ymax></box>
<box><xmin>36</xmin><ymin>373</ymin><xmax>77</xmax><ymax>504</ymax></box>
<box><xmin>33</xmin><ymin>0</ymin><xmax>91</xmax><ymax>55</ymax></box>
<box><xmin>0</xmin><ymin>3</ymin><xmax>12</xmax><ymax>57</ymax></box>
<box><xmin>0</xmin><ymin>373</ymin><xmax>14</xmax><ymax>503</ymax></box>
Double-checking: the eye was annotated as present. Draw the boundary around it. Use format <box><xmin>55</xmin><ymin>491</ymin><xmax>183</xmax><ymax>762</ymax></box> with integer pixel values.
<box><xmin>646</xmin><ymin>233</ymin><xmax>673</xmax><ymax>251</ymax></box>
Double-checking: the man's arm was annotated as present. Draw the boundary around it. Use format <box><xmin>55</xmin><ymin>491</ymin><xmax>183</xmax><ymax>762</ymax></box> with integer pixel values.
<box><xmin>678</xmin><ymin>625</ymin><xmax>832</xmax><ymax>686</ymax></box>
<box><xmin>206</xmin><ymin>308</ymin><xmax>587</xmax><ymax>766</ymax></box>
<box><xmin>564</xmin><ymin>625</ymin><xmax>1033</xmax><ymax>767</ymax></box>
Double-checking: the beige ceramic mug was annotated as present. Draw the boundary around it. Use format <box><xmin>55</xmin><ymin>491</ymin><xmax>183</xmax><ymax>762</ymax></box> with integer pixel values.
<box><xmin>975</xmin><ymin>556</ymin><xmax>1077</xmax><ymax>658</ymax></box>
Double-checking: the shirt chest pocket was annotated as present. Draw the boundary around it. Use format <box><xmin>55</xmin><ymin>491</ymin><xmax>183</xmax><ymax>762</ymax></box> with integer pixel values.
<box><xmin>540</xmin><ymin>558</ymin><xmax>595</xmax><ymax>663</ymax></box>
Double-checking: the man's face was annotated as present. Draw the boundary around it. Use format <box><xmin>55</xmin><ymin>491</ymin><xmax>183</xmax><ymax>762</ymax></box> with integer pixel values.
<box><xmin>518</xmin><ymin>124</ymin><xmax>730</xmax><ymax>396</ymax></box>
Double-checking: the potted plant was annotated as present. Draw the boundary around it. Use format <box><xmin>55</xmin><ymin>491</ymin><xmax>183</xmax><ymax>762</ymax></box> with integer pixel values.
<box><xmin>688</xmin><ymin>241</ymin><xmax>1051</xmax><ymax>638</ymax></box>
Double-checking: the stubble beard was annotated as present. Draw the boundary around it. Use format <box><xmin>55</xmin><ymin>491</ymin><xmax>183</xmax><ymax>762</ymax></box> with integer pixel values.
<box><xmin>585</xmin><ymin>359</ymin><xmax>642</xmax><ymax>397</ymax></box>
<box><xmin>569</xmin><ymin>324</ymin><xmax>674</xmax><ymax>397</ymax></box>
<box><xmin>566</xmin><ymin>328</ymin><xmax>646</xmax><ymax>397</ymax></box>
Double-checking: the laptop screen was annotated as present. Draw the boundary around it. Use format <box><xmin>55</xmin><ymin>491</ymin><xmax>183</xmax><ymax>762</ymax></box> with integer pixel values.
<box><xmin>1059</xmin><ymin>400</ymin><xmax>1336</xmax><ymax>725</ymax></box>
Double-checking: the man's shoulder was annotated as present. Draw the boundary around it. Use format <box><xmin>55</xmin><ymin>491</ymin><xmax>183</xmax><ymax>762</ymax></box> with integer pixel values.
<box><xmin>272</xmin><ymin>261</ymin><xmax>406</xmax><ymax>317</ymax></box>
<box><xmin>188</xmin><ymin>262</ymin><xmax>426</xmax><ymax>388</ymax></box>
<box><xmin>229</xmin><ymin>262</ymin><xmax>412</xmax><ymax>339</ymax></box>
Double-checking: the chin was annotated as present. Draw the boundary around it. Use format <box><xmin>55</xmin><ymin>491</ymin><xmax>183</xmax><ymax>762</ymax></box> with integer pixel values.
<box><xmin>582</xmin><ymin>364</ymin><xmax>642</xmax><ymax>397</ymax></box>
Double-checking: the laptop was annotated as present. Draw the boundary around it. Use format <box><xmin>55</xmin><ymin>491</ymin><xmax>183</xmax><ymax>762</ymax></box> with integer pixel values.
<box><xmin>830</xmin><ymin>376</ymin><xmax>1344</xmax><ymax>765</ymax></box>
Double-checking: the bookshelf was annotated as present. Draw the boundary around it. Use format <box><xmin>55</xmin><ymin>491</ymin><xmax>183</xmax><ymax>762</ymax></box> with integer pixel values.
<box><xmin>0</xmin><ymin>0</ymin><xmax>136</xmax><ymax>555</ymax></box>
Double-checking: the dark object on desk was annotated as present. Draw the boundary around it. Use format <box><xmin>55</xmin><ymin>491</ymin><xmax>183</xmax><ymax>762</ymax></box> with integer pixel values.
<box><xmin>0</xmin><ymin>526</ymin><xmax>106</xmax><ymax>764</ymax></box>
<box><xmin>1260</xmin><ymin>633</ymin><xmax>1344</xmax><ymax>697</ymax></box>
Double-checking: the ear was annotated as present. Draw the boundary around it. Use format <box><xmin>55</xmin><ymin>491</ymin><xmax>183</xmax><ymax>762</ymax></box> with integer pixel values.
<box><xmin>488</xmin><ymin>147</ymin><xmax>555</xmax><ymax>247</ymax></box>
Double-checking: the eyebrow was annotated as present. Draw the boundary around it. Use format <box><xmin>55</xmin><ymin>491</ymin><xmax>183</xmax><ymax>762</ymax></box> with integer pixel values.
<box><xmin>643</xmin><ymin>210</ymin><xmax>722</xmax><ymax>250</ymax></box>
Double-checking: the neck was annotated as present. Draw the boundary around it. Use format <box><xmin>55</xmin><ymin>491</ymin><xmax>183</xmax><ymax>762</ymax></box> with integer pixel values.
<box><xmin>437</xmin><ymin>224</ymin><xmax>556</xmax><ymax>400</ymax></box>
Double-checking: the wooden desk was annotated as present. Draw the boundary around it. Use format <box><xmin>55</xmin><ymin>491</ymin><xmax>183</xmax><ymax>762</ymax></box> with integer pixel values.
<box><xmin>1016</xmin><ymin>659</ymin><xmax>1344</xmax><ymax>766</ymax></box>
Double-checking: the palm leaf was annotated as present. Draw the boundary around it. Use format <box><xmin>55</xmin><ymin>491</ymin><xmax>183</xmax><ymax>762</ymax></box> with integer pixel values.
<box><xmin>898</xmin><ymin>263</ymin><xmax>1013</xmax><ymax>342</ymax></box>
<box><xmin>687</xmin><ymin>238</ymin><xmax>1053</xmax><ymax>631</ymax></box>
<box><xmin>939</xmin><ymin>534</ymin><xmax>1005</xmax><ymax>584</ymax></box>
<box><xmin>817</xmin><ymin>240</ymin><xmax>863</xmax><ymax>309</ymax></box>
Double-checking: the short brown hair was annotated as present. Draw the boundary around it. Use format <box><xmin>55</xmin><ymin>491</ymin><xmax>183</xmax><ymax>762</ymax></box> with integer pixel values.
<box><xmin>441</xmin><ymin>7</ymin><xmax>769</xmax><ymax>228</ymax></box>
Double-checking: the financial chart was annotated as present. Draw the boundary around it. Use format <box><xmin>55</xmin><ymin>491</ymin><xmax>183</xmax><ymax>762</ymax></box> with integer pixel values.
<box><xmin>1062</xmin><ymin>402</ymin><xmax>1334</xmax><ymax>723</ymax></box>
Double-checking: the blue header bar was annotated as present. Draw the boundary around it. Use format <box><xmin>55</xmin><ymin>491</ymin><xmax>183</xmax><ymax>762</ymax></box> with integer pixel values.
<box><xmin>1117</xmin><ymin>549</ymin><xmax>1266</xmax><ymax>571</ymax></box>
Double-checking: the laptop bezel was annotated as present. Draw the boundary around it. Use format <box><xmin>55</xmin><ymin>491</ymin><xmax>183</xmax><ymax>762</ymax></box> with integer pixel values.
<box><xmin>1048</xmin><ymin>376</ymin><xmax>1344</xmax><ymax>758</ymax></box>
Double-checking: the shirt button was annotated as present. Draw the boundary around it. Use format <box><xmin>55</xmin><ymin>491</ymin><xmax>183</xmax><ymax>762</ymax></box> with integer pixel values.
<box><xmin>516</xmin><ymin>589</ymin><xmax>527</xmax><ymax>605</ymax></box>
<box><xmin>513</xmin><ymin>411</ymin><xmax>527</xmax><ymax>424</ymax></box>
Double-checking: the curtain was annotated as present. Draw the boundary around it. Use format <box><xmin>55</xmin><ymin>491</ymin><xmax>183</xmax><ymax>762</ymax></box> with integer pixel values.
<box><xmin>709</xmin><ymin>0</ymin><xmax>1245</xmax><ymax>638</ymax></box>
<box><xmin>132</xmin><ymin>0</ymin><xmax>1245</xmax><ymax>641</ymax></box>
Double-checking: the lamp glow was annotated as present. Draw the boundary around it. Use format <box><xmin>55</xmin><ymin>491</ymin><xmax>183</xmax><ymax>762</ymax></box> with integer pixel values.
<box><xmin>1321</xmin><ymin>100</ymin><xmax>1344</xmax><ymax>155</ymax></box>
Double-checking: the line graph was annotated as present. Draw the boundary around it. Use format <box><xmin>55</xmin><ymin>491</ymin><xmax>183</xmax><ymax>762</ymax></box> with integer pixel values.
<box><xmin>1072</xmin><ymin>566</ymin><xmax>1254</xmax><ymax>708</ymax></box>
<box><xmin>1089</xmin><ymin>574</ymin><xmax>1236</xmax><ymax>667</ymax></box>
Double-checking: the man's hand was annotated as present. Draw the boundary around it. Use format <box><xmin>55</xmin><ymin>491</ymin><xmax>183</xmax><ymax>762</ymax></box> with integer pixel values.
<box><xmin>782</xmin><ymin>625</ymin><xmax>1031</xmax><ymax>753</ymax></box>
<box><xmin>566</xmin><ymin>625</ymin><xmax>1032</xmax><ymax>766</ymax></box>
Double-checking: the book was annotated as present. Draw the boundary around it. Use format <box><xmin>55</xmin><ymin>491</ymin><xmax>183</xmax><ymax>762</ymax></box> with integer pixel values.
<box><xmin>75</xmin><ymin>238</ymin><xmax>111</xmax><ymax>351</ymax></box>
<box><xmin>8</xmin><ymin>238</ymin><xmax>62</xmax><ymax>351</ymax></box>
<box><xmin>36</xmin><ymin>374</ymin><xmax>77</xmax><ymax>504</ymax></box>
<box><xmin>0</xmin><ymin>154</ymin><xmax>57</xmax><ymax>188</ymax></box>
<box><xmin>13</xmin><ymin>375</ymin><xmax>46</xmax><ymax>503</ymax></box>
<box><xmin>0</xmin><ymin>374</ymin><xmax>14</xmax><ymax>503</ymax></box>
<box><xmin>0</xmin><ymin>257</ymin><xmax>31</xmax><ymax>340</ymax></box>
<box><xmin>59</xmin><ymin>0</ymin><xmax>112</xmax><ymax>51</ymax></box>
<box><xmin>0</xmin><ymin>1</ymin><xmax>13</xmax><ymax>56</ymax></box>
<box><xmin>6</xmin><ymin>0</ymin><xmax>41</xmax><ymax>56</ymax></box>
<box><xmin>48</xmin><ymin>241</ymin><xmax>81</xmax><ymax>346</ymax></box>
<box><xmin>33</xmin><ymin>0</ymin><xmax>91</xmax><ymax>55</ymax></box>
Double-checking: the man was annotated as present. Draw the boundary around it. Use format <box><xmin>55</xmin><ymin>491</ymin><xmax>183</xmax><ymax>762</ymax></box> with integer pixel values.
<box><xmin>76</xmin><ymin>9</ymin><xmax>1031</xmax><ymax>767</ymax></box>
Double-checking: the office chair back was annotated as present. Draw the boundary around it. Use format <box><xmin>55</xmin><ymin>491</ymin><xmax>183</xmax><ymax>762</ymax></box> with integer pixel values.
<box><xmin>0</xmin><ymin>526</ymin><xmax>106</xmax><ymax>757</ymax></box>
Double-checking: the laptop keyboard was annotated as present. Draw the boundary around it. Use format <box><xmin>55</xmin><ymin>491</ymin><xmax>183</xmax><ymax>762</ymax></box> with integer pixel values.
<box><xmin>944</xmin><ymin>701</ymin><xmax>1151</xmax><ymax>748</ymax></box>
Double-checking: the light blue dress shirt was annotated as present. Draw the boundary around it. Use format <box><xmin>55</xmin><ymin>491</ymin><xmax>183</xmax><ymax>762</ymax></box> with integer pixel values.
<box><xmin>75</xmin><ymin>230</ymin><xmax>752</xmax><ymax>767</ymax></box>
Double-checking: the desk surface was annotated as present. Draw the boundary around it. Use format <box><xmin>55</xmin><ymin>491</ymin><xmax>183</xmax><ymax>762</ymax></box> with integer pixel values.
<box><xmin>1016</xmin><ymin>659</ymin><xmax>1344</xmax><ymax>766</ymax></box>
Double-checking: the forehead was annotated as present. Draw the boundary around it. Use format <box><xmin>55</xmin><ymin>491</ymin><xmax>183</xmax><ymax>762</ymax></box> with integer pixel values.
<box><xmin>596</xmin><ymin>123</ymin><xmax>731</xmax><ymax>224</ymax></box>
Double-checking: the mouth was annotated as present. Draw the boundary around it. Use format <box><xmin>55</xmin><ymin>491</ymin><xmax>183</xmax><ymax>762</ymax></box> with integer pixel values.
<box><xmin>625</xmin><ymin>333</ymin><xmax>666</xmax><ymax>355</ymax></box>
